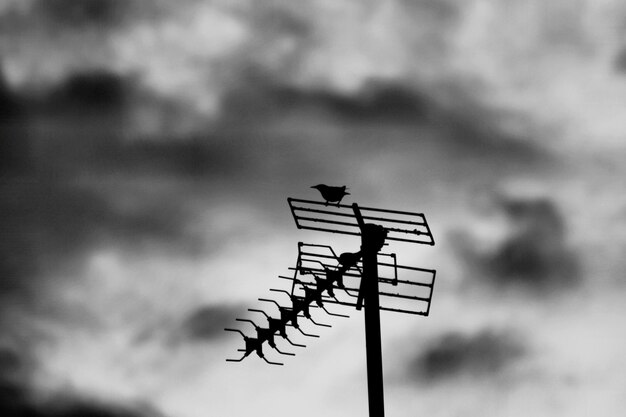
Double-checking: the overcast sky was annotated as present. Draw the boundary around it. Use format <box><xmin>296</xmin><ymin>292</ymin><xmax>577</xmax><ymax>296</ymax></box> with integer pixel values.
<box><xmin>2</xmin><ymin>1</ymin><xmax>626</xmax><ymax>417</ymax></box>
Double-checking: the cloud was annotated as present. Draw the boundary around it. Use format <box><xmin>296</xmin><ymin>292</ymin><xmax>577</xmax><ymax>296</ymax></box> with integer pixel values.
<box><xmin>49</xmin><ymin>70</ymin><xmax>130</xmax><ymax>111</ymax></box>
<box><xmin>2</xmin><ymin>0</ymin><xmax>579</xmax><ymax>158</ymax></box>
<box><xmin>0</xmin><ymin>344</ymin><xmax>38</xmax><ymax>417</ymax></box>
<box><xmin>37</xmin><ymin>0</ymin><xmax>130</xmax><ymax>29</ymax></box>
<box><xmin>613</xmin><ymin>46</ymin><xmax>626</xmax><ymax>74</ymax></box>
<box><xmin>0</xmin><ymin>341</ymin><xmax>164</xmax><ymax>417</ymax></box>
<box><xmin>490</xmin><ymin>195</ymin><xmax>576</xmax><ymax>282</ymax></box>
<box><xmin>179</xmin><ymin>304</ymin><xmax>244</xmax><ymax>341</ymax></box>
<box><xmin>0</xmin><ymin>382</ymin><xmax>164</xmax><ymax>417</ymax></box>
<box><xmin>0</xmin><ymin>348</ymin><xmax>23</xmax><ymax>378</ymax></box>
<box><xmin>0</xmin><ymin>72</ymin><xmax>30</xmax><ymax>177</ymax></box>
<box><xmin>248</xmin><ymin>78</ymin><xmax>433</xmax><ymax>123</ymax></box>
<box><xmin>2</xmin><ymin>0</ymin><xmax>626</xmax><ymax>151</ymax></box>
<box><xmin>1</xmin><ymin>66</ymin><xmax>240</xmax><ymax>174</ymax></box>
<box><xmin>451</xmin><ymin>186</ymin><xmax>580</xmax><ymax>291</ymax></box>
<box><xmin>409</xmin><ymin>329</ymin><xmax>525</xmax><ymax>382</ymax></box>
<box><xmin>0</xmin><ymin>72</ymin><xmax>21</xmax><ymax>120</ymax></box>
<box><xmin>0</xmin><ymin>178</ymin><xmax>204</xmax><ymax>305</ymax></box>
<box><xmin>208</xmin><ymin>71</ymin><xmax>435</xmax><ymax>130</ymax></box>
<box><xmin>215</xmin><ymin>70</ymin><xmax>548</xmax><ymax>162</ymax></box>
<box><xmin>0</xmin><ymin>344</ymin><xmax>33</xmax><ymax>393</ymax></box>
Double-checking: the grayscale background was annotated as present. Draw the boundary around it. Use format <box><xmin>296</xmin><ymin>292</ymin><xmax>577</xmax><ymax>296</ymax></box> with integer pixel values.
<box><xmin>1</xmin><ymin>1</ymin><xmax>625</xmax><ymax>416</ymax></box>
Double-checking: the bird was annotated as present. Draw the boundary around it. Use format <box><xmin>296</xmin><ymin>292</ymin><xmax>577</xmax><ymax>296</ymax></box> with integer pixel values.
<box><xmin>338</xmin><ymin>251</ymin><xmax>361</xmax><ymax>270</ymax></box>
<box><xmin>311</xmin><ymin>184</ymin><xmax>350</xmax><ymax>206</ymax></box>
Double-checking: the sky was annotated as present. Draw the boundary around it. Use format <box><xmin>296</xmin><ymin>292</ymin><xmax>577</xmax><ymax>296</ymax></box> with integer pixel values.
<box><xmin>1</xmin><ymin>0</ymin><xmax>626</xmax><ymax>416</ymax></box>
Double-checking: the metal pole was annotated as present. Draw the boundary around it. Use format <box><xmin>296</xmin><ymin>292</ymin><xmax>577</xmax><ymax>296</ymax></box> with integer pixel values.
<box><xmin>352</xmin><ymin>203</ymin><xmax>385</xmax><ymax>417</ymax></box>
<box><xmin>362</xmin><ymin>246</ymin><xmax>385</xmax><ymax>417</ymax></box>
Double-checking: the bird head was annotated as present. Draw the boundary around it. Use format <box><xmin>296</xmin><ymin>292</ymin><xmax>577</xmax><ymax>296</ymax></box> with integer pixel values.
<box><xmin>311</xmin><ymin>184</ymin><xmax>325</xmax><ymax>190</ymax></box>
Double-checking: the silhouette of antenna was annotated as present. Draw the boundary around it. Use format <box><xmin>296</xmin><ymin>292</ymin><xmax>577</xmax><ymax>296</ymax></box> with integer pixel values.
<box><xmin>225</xmin><ymin>190</ymin><xmax>436</xmax><ymax>417</ymax></box>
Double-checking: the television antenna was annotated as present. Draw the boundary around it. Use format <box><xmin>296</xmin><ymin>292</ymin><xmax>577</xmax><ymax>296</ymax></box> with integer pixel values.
<box><xmin>225</xmin><ymin>193</ymin><xmax>436</xmax><ymax>417</ymax></box>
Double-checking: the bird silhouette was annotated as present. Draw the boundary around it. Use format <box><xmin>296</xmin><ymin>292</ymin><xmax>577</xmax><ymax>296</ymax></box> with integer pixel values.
<box><xmin>338</xmin><ymin>251</ymin><xmax>361</xmax><ymax>270</ymax></box>
<box><xmin>311</xmin><ymin>184</ymin><xmax>350</xmax><ymax>206</ymax></box>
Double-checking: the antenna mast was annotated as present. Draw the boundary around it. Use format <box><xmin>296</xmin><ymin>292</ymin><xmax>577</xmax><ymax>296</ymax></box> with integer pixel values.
<box><xmin>225</xmin><ymin>193</ymin><xmax>436</xmax><ymax>417</ymax></box>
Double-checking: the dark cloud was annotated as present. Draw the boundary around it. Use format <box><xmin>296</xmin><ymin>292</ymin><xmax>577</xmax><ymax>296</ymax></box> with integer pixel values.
<box><xmin>0</xmin><ymin>380</ymin><xmax>29</xmax><ymax>417</ymax></box>
<box><xmin>410</xmin><ymin>329</ymin><xmax>525</xmax><ymax>382</ymax></box>
<box><xmin>0</xmin><ymin>72</ymin><xmax>31</xmax><ymax>177</ymax></box>
<box><xmin>0</xmin><ymin>348</ymin><xmax>22</xmax><ymax>378</ymax></box>
<box><xmin>268</xmin><ymin>81</ymin><xmax>432</xmax><ymax>123</ymax></box>
<box><xmin>0</xmin><ymin>132</ymin><xmax>31</xmax><ymax>177</ymax></box>
<box><xmin>215</xmin><ymin>72</ymin><xmax>436</xmax><ymax>127</ymax></box>
<box><xmin>50</xmin><ymin>71</ymin><xmax>130</xmax><ymax>111</ymax></box>
<box><xmin>0</xmin><ymin>64</ymin><xmax>553</xmax><ymax>306</ymax></box>
<box><xmin>37</xmin><ymin>0</ymin><xmax>130</xmax><ymax>28</ymax></box>
<box><xmin>8</xmin><ymin>72</ymin><xmax>184</xmax><ymax>176</ymax></box>
<box><xmin>0</xmin><ymin>344</ymin><xmax>32</xmax><ymax>398</ymax></box>
<box><xmin>0</xmin><ymin>342</ymin><xmax>162</xmax><ymax>417</ymax></box>
<box><xmin>0</xmin><ymin>381</ymin><xmax>164</xmax><ymax>417</ymax></box>
<box><xmin>401</xmin><ymin>0</ymin><xmax>459</xmax><ymax>23</ymax></box>
<box><xmin>210</xmin><ymin>71</ymin><xmax>550</xmax><ymax>192</ymax></box>
<box><xmin>452</xmin><ymin>192</ymin><xmax>580</xmax><ymax>291</ymax></box>
<box><xmin>118</xmin><ymin>139</ymin><xmax>252</xmax><ymax>178</ymax></box>
<box><xmin>0</xmin><ymin>178</ymin><xmax>202</xmax><ymax>303</ymax></box>
<box><xmin>614</xmin><ymin>46</ymin><xmax>626</xmax><ymax>74</ymax></box>
<box><xmin>0</xmin><ymin>349</ymin><xmax>35</xmax><ymax>417</ymax></box>
<box><xmin>42</xmin><ymin>402</ymin><xmax>160</xmax><ymax>417</ymax></box>
<box><xmin>1</xmin><ymin>344</ymin><xmax>162</xmax><ymax>417</ymax></box>
<box><xmin>491</xmin><ymin>197</ymin><xmax>577</xmax><ymax>282</ymax></box>
<box><xmin>0</xmin><ymin>73</ymin><xmax>22</xmax><ymax>122</ymax></box>
<box><xmin>1</xmin><ymin>69</ymin><xmax>130</xmax><ymax>176</ymax></box>
<box><xmin>0</xmin><ymin>68</ymin><xmax>321</xmax><ymax>308</ymax></box>
<box><xmin>3</xmin><ymin>60</ymin><xmax>549</xmax><ymax>184</ymax></box>
<box><xmin>13</xmin><ymin>69</ymin><xmax>257</xmax><ymax>179</ymax></box>
<box><xmin>221</xmin><ymin>71</ymin><xmax>545</xmax><ymax>153</ymax></box>
<box><xmin>180</xmin><ymin>304</ymin><xmax>244</xmax><ymax>341</ymax></box>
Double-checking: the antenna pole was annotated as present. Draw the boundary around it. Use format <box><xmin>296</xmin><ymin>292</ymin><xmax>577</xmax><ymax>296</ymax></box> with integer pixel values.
<box><xmin>363</xmin><ymin>247</ymin><xmax>384</xmax><ymax>417</ymax></box>
<box><xmin>353</xmin><ymin>203</ymin><xmax>386</xmax><ymax>417</ymax></box>
<box><xmin>227</xmin><ymin>196</ymin><xmax>436</xmax><ymax>417</ymax></box>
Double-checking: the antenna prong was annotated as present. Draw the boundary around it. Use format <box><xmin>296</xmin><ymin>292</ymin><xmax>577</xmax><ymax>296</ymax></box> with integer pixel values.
<box><xmin>273</xmin><ymin>346</ymin><xmax>296</xmax><ymax>356</ymax></box>
<box><xmin>295</xmin><ymin>326</ymin><xmax>320</xmax><ymax>338</ymax></box>
<box><xmin>269</xmin><ymin>289</ymin><xmax>291</xmax><ymax>298</ymax></box>
<box><xmin>258</xmin><ymin>298</ymin><xmax>284</xmax><ymax>310</ymax></box>
<box><xmin>261</xmin><ymin>356</ymin><xmax>284</xmax><ymax>366</ymax></box>
<box><xmin>235</xmin><ymin>318</ymin><xmax>258</xmax><ymax>328</ymax></box>
<box><xmin>224</xmin><ymin>328</ymin><xmax>246</xmax><ymax>338</ymax></box>
<box><xmin>283</xmin><ymin>336</ymin><xmax>306</xmax><ymax>348</ymax></box>
<box><xmin>321</xmin><ymin>305</ymin><xmax>349</xmax><ymax>318</ymax></box>
<box><xmin>341</xmin><ymin>286</ymin><xmax>359</xmax><ymax>299</ymax></box>
<box><xmin>248</xmin><ymin>308</ymin><xmax>269</xmax><ymax>318</ymax></box>
<box><xmin>307</xmin><ymin>316</ymin><xmax>331</xmax><ymax>328</ymax></box>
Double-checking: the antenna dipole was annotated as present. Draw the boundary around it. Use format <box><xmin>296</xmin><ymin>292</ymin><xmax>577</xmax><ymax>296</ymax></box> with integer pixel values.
<box><xmin>225</xmin><ymin>193</ymin><xmax>436</xmax><ymax>417</ymax></box>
